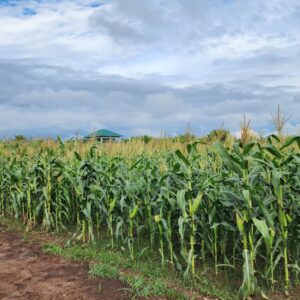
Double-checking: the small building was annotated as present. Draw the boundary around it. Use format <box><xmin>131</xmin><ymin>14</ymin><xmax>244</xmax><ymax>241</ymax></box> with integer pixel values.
<box><xmin>84</xmin><ymin>129</ymin><xmax>122</xmax><ymax>142</ymax></box>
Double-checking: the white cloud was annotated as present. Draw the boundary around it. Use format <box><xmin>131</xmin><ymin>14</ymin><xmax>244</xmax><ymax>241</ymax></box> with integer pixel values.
<box><xmin>0</xmin><ymin>0</ymin><xmax>300</xmax><ymax>137</ymax></box>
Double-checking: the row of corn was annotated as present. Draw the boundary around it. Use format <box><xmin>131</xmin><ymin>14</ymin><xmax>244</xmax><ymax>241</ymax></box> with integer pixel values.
<box><xmin>0</xmin><ymin>136</ymin><xmax>299</xmax><ymax>299</ymax></box>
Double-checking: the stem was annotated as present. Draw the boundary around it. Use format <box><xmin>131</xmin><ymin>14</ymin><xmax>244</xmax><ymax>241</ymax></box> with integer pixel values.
<box><xmin>214</xmin><ymin>226</ymin><xmax>218</xmax><ymax>275</ymax></box>
<box><xmin>190</xmin><ymin>214</ymin><xmax>196</xmax><ymax>275</ymax></box>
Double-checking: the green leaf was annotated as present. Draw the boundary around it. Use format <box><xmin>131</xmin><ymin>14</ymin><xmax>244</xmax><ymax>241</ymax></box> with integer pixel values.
<box><xmin>174</xmin><ymin>149</ymin><xmax>190</xmax><ymax>167</ymax></box>
<box><xmin>177</xmin><ymin>190</ymin><xmax>187</xmax><ymax>218</ymax></box>
<box><xmin>190</xmin><ymin>192</ymin><xmax>203</xmax><ymax>216</ymax></box>
<box><xmin>253</xmin><ymin>218</ymin><xmax>272</xmax><ymax>252</ymax></box>
<box><xmin>130</xmin><ymin>205</ymin><xmax>139</xmax><ymax>219</ymax></box>
<box><xmin>280</xmin><ymin>136</ymin><xmax>300</xmax><ymax>150</ymax></box>
<box><xmin>253</xmin><ymin>197</ymin><xmax>274</xmax><ymax>228</ymax></box>
<box><xmin>109</xmin><ymin>198</ymin><xmax>117</xmax><ymax>212</ymax></box>
<box><xmin>214</xmin><ymin>142</ymin><xmax>231</xmax><ymax>161</ymax></box>
<box><xmin>239</xmin><ymin>249</ymin><xmax>257</xmax><ymax>300</ymax></box>
<box><xmin>263</xmin><ymin>145</ymin><xmax>282</xmax><ymax>159</ymax></box>
<box><xmin>74</xmin><ymin>151</ymin><xmax>82</xmax><ymax>161</ymax></box>
<box><xmin>272</xmin><ymin>170</ymin><xmax>282</xmax><ymax>198</ymax></box>
<box><xmin>115</xmin><ymin>220</ymin><xmax>124</xmax><ymax>241</ymax></box>
<box><xmin>243</xmin><ymin>141</ymin><xmax>256</xmax><ymax>155</ymax></box>
<box><xmin>267</xmin><ymin>134</ymin><xmax>280</xmax><ymax>144</ymax></box>
<box><xmin>215</xmin><ymin>142</ymin><xmax>243</xmax><ymax>176</ymax></box>
<box><xmin>236</xmin><ymin>213</ymin><xmax>245</xmax><ymax>235</ymax></box>
<box><xmin>178</xmin><ymin>216</ymin><xmax>185</xmax><ymax>242</ymax></box>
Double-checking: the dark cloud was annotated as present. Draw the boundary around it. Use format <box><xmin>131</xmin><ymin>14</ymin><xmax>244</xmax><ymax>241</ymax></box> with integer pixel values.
<box><xmin>0</xmin><ymin>1</ymin><xmax>300</xmax><ymax>137</ymax></box>
<box><xmin>0</xmin><ymin>59</ymin><xmax>299</xmax><ymax>138</ymax></box>
<box><xmin>293</xmin><ymin>94</ymin><xmax>300</xmax><ymax>103</ymax></box>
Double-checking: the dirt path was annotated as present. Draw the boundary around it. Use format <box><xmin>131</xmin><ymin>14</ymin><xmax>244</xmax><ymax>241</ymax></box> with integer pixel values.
<box><xmin>0</xmin><ymin>225</ymin><xmax>129</xmax><ymax>300</ymax></box>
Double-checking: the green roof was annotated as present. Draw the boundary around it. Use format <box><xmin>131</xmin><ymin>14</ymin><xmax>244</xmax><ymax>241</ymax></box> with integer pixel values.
<box><xmin>84</xmin><ymin>129</ymin><xmax>122</xmax><ymax>138</ymax></box>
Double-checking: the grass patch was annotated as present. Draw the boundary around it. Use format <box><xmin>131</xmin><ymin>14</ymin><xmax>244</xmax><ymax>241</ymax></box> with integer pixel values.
<box><xmin>90</xmin><ymin>264</ymin><xmax>120</xmax><ymax>279</ymax></box>
<box><xmin>2</xmin><ymin>217</ymin><xmax>236</xmax><ymax>299</ymax></box>
<box><xmin>43</xmin><ymin>243</ymin><xmax>63</xmax><ymax>255</ymax></box>
<box><xmin>121</xmin><ymin>273</ymin><xmax>184</xmax><ymax>299</ymax></box>
<box><xmin>89</xmin><ymin>263</ymin><xmax>186</xmax><ymax>299</ymax></box>
<box><xmin>42</xmin><ymin>239</ymin><xmax>236</xmax><ymax>300</ymax></box>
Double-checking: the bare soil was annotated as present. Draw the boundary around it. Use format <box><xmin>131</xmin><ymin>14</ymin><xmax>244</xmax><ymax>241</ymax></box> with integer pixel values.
<box><xmin>1</xmin><ymin>222</ymin><xmax>299</xmax><ymax>300</ymax></box>
<box><xmin>0</xmin><ymin>225</ymin><xmax>129</xmax><ymax>300</ymax></box>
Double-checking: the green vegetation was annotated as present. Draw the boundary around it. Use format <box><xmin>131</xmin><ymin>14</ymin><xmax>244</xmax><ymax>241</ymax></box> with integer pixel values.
<box><xmin>14</xmin><ymin>134</ymin><xmax>27</xmax><ymax>141</ymax></box>
<box><xmin>0</xmin><ymin>134</ymin><xmax>300</xmax><ymax>299</ymax></box>
<box><xmin>41</xmin><ymin>238</ymin><xmax>230</xmax><ymax>299</ymax></box>
<box><xmin>206</xmin><ymin>129</ymin><xmax>230</xmax><ymax>142</ymax></box>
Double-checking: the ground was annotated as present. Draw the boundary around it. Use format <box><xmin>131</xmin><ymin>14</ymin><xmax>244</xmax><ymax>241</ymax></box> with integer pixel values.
<box><xmin>1</xmin><ymin>222</ymin><xmax>299</xmax><ymax>300</ymax></box>
<box><xmin>0</xmin><ymin>224</ymin><xmax>129</xmax><ymax>300</ymax></box>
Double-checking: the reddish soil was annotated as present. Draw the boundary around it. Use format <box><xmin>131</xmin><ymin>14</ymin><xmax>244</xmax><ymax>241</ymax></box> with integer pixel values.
<box><xmin>1</xmin><ymin>223</ymin><xmax>298</xmax><ymax>300</ymax></box>
<box><xmin>0</xmin><ymin>225</ymin><xmax>129</xmax><ymax>300</ymax></box>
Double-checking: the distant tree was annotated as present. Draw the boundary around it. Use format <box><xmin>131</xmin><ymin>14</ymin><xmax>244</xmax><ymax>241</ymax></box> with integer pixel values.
<box><xmin>14</xmin><ymin>134</ymin><xmax>27</xmax><ymax>141</ymax></box>
<box><xmin>206</xmin><ymin>129</ymin><xmax>229</xmax><ymax>142</ymax></box>
<box><xmin>177</xmin><ymin>133</ymin><xmax>196</xmax><ymax>143</ymax></box>
<box><xmin>143</xmin><ymin>135</ymin><xmax>152</xmax><ymax>144</ymax></box>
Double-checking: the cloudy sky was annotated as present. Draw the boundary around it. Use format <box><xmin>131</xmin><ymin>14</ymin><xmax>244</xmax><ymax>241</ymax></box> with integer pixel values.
<box><xmin>0</xmin><ymin>0</ymin><xmax>300</xmax><ymax>138</ymax></box>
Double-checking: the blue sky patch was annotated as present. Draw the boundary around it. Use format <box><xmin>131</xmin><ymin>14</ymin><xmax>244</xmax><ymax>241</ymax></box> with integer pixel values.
<box><xmin>89</xmin><ymin>2</ymin><xmax>103</xmax><ymax>8</ymax></box>
<box><xmin>0</xmin><ymin>0</ymin><xmax>18</xmax><ymax>6</ymax></box>
<box><xmin>23</xmin><ymin>7</ymin><xmax>36</xmax><ymax>16</ymax></box>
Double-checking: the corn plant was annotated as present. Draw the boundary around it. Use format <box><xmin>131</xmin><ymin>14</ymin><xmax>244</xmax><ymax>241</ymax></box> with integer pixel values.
<box><xmin>0</xmin><ymin>136</ymin><xmax>299</xmax><ymax>299</ymax></box>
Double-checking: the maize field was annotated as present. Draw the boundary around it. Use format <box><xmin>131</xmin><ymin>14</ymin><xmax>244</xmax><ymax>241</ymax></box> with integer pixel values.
<box><xmin>0</xmin><ymin>135</ymin><xmax>300</xmax><ymax>299</ymax></box>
